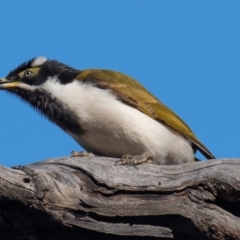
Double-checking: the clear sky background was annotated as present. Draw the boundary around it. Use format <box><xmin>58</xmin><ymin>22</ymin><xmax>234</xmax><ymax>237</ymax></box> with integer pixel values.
<box><xmin>0</xmin><ymin>1</ymin><xmax>239</xmax><ymax>167</ymax></box>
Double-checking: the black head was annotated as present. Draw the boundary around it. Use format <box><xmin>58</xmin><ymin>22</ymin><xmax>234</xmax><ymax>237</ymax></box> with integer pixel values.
<box><xmin>1</xmin><ymin>57</ymin><xmax>80</xmax><ymax>87</ymax></box>
<box><xmin>0</xmin><ymin>57</ymin><xmax>84</xmax><ymax>135</ymax></box>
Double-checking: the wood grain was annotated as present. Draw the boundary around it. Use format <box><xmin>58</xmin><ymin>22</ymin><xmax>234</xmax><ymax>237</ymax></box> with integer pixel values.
<box><xmin>0</xmin><ymin>157</ymin><xmax>240</xmax><ymax>239</ymax></box>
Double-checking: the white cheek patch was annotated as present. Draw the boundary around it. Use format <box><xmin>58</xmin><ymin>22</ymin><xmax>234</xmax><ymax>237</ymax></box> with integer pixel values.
<box><xmin>18</xmin><ymin>82</ymin><xmax>38</xmax><ymax>91</ymax></box>
<box><xmin>31</xmin><ymin>57</ymin><xmax>47</xmax><ymax>67</ymax></box>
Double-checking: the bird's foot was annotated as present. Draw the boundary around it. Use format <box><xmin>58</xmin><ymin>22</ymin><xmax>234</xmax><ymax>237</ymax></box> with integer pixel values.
<box><xmin>115</xmin><ymin>151</ymin><xmax>154</xmax><ymax>166</ymax></box>
<box><xmin>71</xmin><ymin>151</ymin><xmax>95</xmax><ymax>157</ymax></box>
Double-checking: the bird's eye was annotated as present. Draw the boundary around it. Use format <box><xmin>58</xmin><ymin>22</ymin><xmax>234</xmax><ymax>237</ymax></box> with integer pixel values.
<box><xmin>24</xmin><ymin>70</ymin><xmax>32</xmax><ymax>78</ymax></box>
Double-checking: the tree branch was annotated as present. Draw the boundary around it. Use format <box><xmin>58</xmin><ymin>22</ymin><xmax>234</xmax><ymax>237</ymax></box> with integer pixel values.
<box><xmin>0</xmin><ymin>157</ymin><xmax>240</xmax><ymax>240</ymax></box>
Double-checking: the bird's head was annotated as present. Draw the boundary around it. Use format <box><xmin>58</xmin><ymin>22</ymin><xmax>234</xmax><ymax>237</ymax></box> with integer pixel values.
<box><xmin>0</xmin><ymin>57</ymin><xmax>83</xmax><ymax>133</ymax></box>
<box><xmin>0</xmin><ymin>57</ymin><xmax>80</xmax><ymax>92</ymax></box>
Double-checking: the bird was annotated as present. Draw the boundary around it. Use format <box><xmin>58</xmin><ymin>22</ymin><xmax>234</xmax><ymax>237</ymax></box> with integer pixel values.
<box><xmin>0</xmin><ymin>57</ymin><xmax>215</xmax><ymax>165</ymax></box>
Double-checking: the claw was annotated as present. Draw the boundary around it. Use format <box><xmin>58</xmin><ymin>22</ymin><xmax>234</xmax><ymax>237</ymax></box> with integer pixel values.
<box><xmin>115</xmin><ymin>151</ymin><xmax>153</xmax><ymax>166</ymax></box>
<box><xmin>71</xmin><ymin>151</ymin><xmax>95</xmax><ymax>157</ymax></box>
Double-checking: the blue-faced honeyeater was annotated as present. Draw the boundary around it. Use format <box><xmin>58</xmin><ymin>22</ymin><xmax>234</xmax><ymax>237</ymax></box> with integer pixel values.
<box><xmin>0</xmin><ymin>57</ymin><xmax>215</xmax><ymax>165</ymax></box>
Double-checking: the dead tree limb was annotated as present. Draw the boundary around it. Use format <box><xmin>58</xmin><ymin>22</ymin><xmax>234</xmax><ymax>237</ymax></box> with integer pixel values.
<box><xmin>0</xmin><ymin>157</ymin><xmax>240</xmax><ymax>240</ymax></box>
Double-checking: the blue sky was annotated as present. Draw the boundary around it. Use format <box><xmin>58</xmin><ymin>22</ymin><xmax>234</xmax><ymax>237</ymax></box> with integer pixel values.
<box><xmin>0</xmin><ymin>1</ymin><xmax>239</xmax><ymax>167</ymax></box>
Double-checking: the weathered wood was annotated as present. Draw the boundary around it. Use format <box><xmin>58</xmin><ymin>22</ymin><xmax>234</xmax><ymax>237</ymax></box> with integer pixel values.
<box><xmin>0</xmin><ymin>157</ymin><xmax>240</xmax><ymax>240</ymax></box>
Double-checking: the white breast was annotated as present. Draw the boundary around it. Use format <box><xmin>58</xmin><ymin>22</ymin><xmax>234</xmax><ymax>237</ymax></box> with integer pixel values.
<box><xmin>41</xmin><ymin>78</ymin><xmax>195</xmax><ymax>164</ymax></box>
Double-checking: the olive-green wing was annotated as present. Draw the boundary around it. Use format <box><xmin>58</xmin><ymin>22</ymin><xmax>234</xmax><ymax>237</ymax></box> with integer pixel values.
<box><xmin>77</xmin><ymin>69</ymin><xmax>215</xmax><ymax>159</ymax></box>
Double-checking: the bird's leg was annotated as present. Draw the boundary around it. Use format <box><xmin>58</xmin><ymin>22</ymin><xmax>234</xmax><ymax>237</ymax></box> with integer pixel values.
<box><xmin>115</xmin><ymin>151</ymin><xmax>154</xmax><ymax>166</ymax></box>
<box><xmin>71</xmin><ymin>151</ymin><xmax>95</xmax><ymax>157</ymax></box>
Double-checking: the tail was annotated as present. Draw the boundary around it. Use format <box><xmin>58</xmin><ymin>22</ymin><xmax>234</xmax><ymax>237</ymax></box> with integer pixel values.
<box><xmin>186</xmin><ymin>137</ymin><xmax>215</xmax><ymax>160</ymax></box>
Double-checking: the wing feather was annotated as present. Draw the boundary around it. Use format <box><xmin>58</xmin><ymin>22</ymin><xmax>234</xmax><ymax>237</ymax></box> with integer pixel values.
<box><xmin>77</xmin><ymin>69</ymin><xmax>215</xmax><ymax>159</ymax></box>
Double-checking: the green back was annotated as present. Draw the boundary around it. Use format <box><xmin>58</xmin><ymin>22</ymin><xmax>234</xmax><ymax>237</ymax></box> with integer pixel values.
<box><xmin>77</xmin><ymin>69</ymin><xmax>214</xmax><ymax>159</ymax></box>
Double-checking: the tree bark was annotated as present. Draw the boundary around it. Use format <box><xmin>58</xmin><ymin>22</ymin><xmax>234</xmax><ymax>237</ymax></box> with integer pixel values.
<box><xmin>0</xmin><ymin>157</ymin><xmax>239</xmax><ymax>240</ymax></box>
